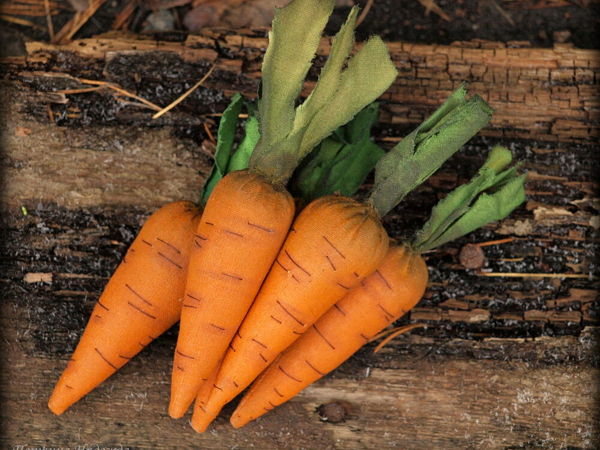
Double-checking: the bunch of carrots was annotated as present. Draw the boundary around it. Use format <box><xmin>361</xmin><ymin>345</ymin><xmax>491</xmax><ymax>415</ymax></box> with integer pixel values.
<box><xmin>48</xmin><ymin>0</ymin><xmax>527</xmax><ymax>432</ymax></box>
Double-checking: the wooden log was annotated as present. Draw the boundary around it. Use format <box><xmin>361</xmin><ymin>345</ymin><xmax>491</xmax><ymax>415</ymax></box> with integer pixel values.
<box><xmin>1</xmin><ymin>30</ymin><xmax>598</xmax><ymax>143</ymax></box>
<box><xmin>0</xmin><ymin>32</ymin><xmax>599</xmax><ymax>447</ymax></box>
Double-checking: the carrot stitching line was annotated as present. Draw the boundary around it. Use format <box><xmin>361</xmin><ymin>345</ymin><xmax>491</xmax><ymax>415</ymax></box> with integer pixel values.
<box><xmin>270</xmin><ymin>315</ymin><xmax>282</xmax><ymax>324</ymax></box>
<box><xmin>94</xmin><ymin>347</ymin><xmax>117</xmax><ymax>370</ymax></box>
<box><xmin>127</xmin><ymin>301</ymin><xmax>157</xmax><ymax>319</ymax></box>
<box><xmin>186</xmin><ymin>293</ymin><xmax>202</xmax><ymax>302</ymax></box>
<box><xmin>268</xmin><ymin>400</ymin><xmax>277</xmax><ymax>408</ymax></box>
<box><xmin>312</xmin><ymin>324</ymin><xmax>335</xmax><ymax>350</ymax></box>
<box><xmin>259</xmin><ymin>353</ymin><xmax>268</xmax><ymax>363</ymax></box>
<box><xmin>229</xmin><ymin>342</ymin><xmax>236</xmax><ymax>352</ymax></box>
<box><xmin>325</xmin><ymin>255</ymin><xmax>336</xmax><ymax>271</ymax></box>
<box><xmin>273</xmin><ymin>387</ymin><xmax>284</xmax><ymax>397</ymax></box>
<box><xmin>377</xmin><ymin>303</ymin><xmax>394</xmax><ymax>319</ymax></box>
<box><xmin>284</xmin><ymin>250</ymin><xmax>311</xmax><ymax>276</ymax></box>
<box><xmin>125</xmin><ymin>283</ymin><xmax>153</xmax><ymax>306</ymax></box>
<box><xmin>194</xmin><ymin>233</ymin><xmax>207</xmax><ymax>240</ymax></box>
<box><xmin>205</xmin><ymin>221</ymin><xmax>214</xmax><ymax>226</ymax></box>
<box><xmin>232</xmin><ymin>380</ymin><xmax>239</xmax><ymax>388</ymax></box>
<box><xmin>276</xmin><ymin>300</ymin><xmax>305</xmax><ymax>326</ymax></box>
<box><xmin>247</xmin><ymin>221</ymin><xmax>274</xmax><ymax>233</ymax></box>
<box><xmin>213</xmin><ymin>384</ymin><xmax>223</xmax><ymax>391</ymax></box>
<box><xmin>119</xmin><ymin>354</ymin><xmax>132</xmax><ymax>360</ymax></box>
<box><xmin>275</xmin><ymin>259</ymin><xmax>289</xmax><ymax>271</ymax></box>
<box><xmin>336</xmin><ymin>282</ymin><xmax>350</xmax><ymax>290</ymax></box>
<box><xmin>359</xmin><ymin>332</ymin><xmax>370</xmax><ymax>341</ymax></box>
<box><xmin>157</xmin><ymin>251</ymin><xmax>183</xmax><ymax>269</ymax></box>
<box><xmin>141</xmin><ymin>239</ymin><xmax>153</xmax><ymax>246</ymax></box>
<box><xmin>94</xmin><ymin>314</ymin><xmax>102</xmax><ymax>319</ymax></box>
<box><xmin>194</xmin><ymin>240</ymin><xmax>202</xmax><ymax>248</ymax></box>
<box><xmin>305</xmin><ymin>359</ymin><xmax>325</xmax><ymax>375</ymax></box>
<box><xmin>223</xmin><ymin>229</ymin><xmax>244</xmax><ymax>238</ymax></box>
<box><xmin>198</xmin><ymin>404</ymin><xmax>207</xmax><ymax>412</ymax></box>
<box><xmin>322</xmin><ymin>235</ymin><xmax>345</xmax><ymax>259</ymax></box>
<box><xmin>353</xmin><ymin>271</ymin><xmax>360</xmax><ymax>278</ymax></box>
<box><xmin>182</xmin><ymin>304</ymin><xmax>198</xmax><ymax>309</ymax></box>
<box><xmin>333</xmin><ymin>304</ymin><xmax>346</xmax><ymax>316</ymax></box>
<box><xmin>156</xmin><ymin>237</ymin><xmax>181</xmax><ymax>254</ymax></box>
<box><xmin>278</xmin><ymin>365</ymin><xmax>302</xmax><ymax>382</ymax></box>
<box><xmin>176</xmin><ymin>349</ymin><xmax>195</xmax><ymax>359</ymax></box>
<box><xmin>210</xmin><ymin>323</ymin><xmax>226</xmax><ymax>331</ymax></box>
<box><xmin>252</xmin><ymin>338</ymin><xmax>267</xmax><ymax>349</ymax></box>
<box><xmin>291</xmin><ymin>274</ymin><xmax>300</xmax><ymax>283</ymax></box>
<box><xmin>65</xmin><ymin>384</ymin><xmax>74</xmax><ymax>389</ymax></box>
<box><xmin>375</xmin><ymin>269</ymin><xmax>392</xmax><ymax>290</ymax></box>
<box><xmin>97</xmin><ymin>300</ymin><xmax>109</xmax><ymax>311</ymax></box>
<box><xmin>176</xmin><ymin>365</ymin><xmax>185</xmax><ymax>371</ymax></box>
<box><xmin>222</xmin><ymin>272</ymin><xmax>243</xmax><ymax>281</ymax></box>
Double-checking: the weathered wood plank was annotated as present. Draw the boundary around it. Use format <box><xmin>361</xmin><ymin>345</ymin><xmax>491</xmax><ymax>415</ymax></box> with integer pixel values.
<box><xmin>2</xmin><ymin>30</ymin><xmax>599</xmax><ymax>143</ymax></box>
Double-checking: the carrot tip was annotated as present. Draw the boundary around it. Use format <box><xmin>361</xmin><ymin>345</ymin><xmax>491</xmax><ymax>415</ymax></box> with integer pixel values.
<box><xmin>230</xmin><ymin>413</ymin><xmax>248</xmax><ymax>429</ymax></box>
<box><xmin>47</xmin><ymin>397</ymin><xmax>67</xmax><ymax>415</ymax></box>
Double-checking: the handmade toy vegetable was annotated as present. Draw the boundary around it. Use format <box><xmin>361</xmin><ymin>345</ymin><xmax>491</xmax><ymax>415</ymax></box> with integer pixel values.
<box><xmin>229</xmin><ymin>146</ymin><xmax>526</xmax><ymax>427</ymax></box>
<box><xmin>191</xmin><ymin>85</ymin><xmax>495</xmax><ymax>432</ymax></box>
<box><xmin>47</xmin><ymin>92</ymin><xmax>255</xmax><ymax>415</ymax></box>
<box><xmin>47</xmin><ymin>87</ymin><xmax>384</xmax><ymax>415</ymax></box>
<box><xmin>169</xmin><ymin>0</ymin><xmax>398</xmax><ymax>418</ymax></box>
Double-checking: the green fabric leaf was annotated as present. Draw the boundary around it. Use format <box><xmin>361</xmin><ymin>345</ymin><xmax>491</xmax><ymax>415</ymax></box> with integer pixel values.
<box><xmin>255</xmin><ymin>0</ymin><xmax>334</xmax><ymax>154</ymax></box>
<box><xmin>298</xmin><ymin>36</ymin><xmax>397</xmax><ymax>156</ymax></box>
<box><xmin>413</xmin><ymin>146</ymin><xmax>527</xmax><ymax>252</ymax></box>
<box><xmin>418</xmin><ymin>174</ymin><xmax>527</xmax><ymax>251</ymax></box>
<box><xmin>291</xmin><ymin>103</ymin><xmax>384</xmax><ymax>203</ymax></box>
<box><xmin>200</xmin><ymin>93</ymin><xmax>243</xmax><ymax>205</ymax></box>
<box><xmin>249</xmin><ymin>0</ymin><xmax>397</xmax><ymax>184</ymax></box>
<box><xmin>369</xmin><ymin>89</ymin><xmax>493</xmax><ymax>217</ymax></box>
<box><xmin>227</xmin><ymin>111</ymin><xmax>260</xmax><ymax>172</ymax></box>
<box><xmin>293</xmin><ymin>6</ymin><xmax>358</xmax><ymax>131</ymax></box>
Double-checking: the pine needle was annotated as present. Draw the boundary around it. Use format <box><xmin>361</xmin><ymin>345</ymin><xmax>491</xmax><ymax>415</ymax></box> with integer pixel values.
<box><xmin>152</xmin><ymin>65</ymin><xmax>215</xmax><ymax>119</ymax></box>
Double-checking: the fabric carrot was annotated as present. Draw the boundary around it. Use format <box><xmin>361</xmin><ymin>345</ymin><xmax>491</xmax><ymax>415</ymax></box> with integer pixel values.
<box><xmin>191</xmin><ymin>86</ymin><xmax>495</xmax><ymax>432</ymax></box>
<box><xmin>48</xmin><ymin>201</ymin><xmax>201</xmax><ymax>415</ymax></box>
<box><xmin>169</xmin><ymin>0</ymin><xmax>398</xmax><ymax>418</ymax></box>
<box><xmin>48</xmin><ymin>92</ymin><xmax>260</xmax><ymax>415</ymax></box>
<box><xmin>229</xmin><ymin>146</ymin><xmax>527</xmax><ymax>427</ymax></box>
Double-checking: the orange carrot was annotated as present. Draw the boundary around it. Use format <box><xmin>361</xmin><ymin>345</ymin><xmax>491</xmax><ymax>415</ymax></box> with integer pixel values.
<box><xmin>190</xmin><ymin>86</ymin><xmax>495</xmax><ymax>432</ymax></box>
<box><xmin>169</xmin><ymin>0</ymin><xmax>398</xmax><ymax>418</ymax></box>
<box><xmin>48</xmin><ymin>201</ymin><xmax>201</xmax><ymax>415</ymax></box>
<box><xmin>228</xmin><ymin>145</ymin><xmax>527</xmax><ymax>427</ymax></box>
<box><xmin>169</xmin><ymin>171</ymin><xmax>295</xmax><ymax>417</ymax></box>
<box><xmin>230</xmin><ymin>245</ymin><xmax>427</xmax><ymax>427</ymax></box>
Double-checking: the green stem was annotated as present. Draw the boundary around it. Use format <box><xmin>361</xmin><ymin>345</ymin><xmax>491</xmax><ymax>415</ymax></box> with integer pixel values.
<box><xmin>368</xmin><ymin>89</ymin><xmax>494</xmax><ymax>217</ymax></box>
<box><xmin>412</xmin><ymin>146</ymin><xmax>527</xmax><ymax>253</ymax></box>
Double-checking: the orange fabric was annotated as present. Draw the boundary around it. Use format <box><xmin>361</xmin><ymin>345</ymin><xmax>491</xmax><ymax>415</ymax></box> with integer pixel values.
<box><xmin>48</xmin><ymin>201</ymin><xmax>201</xmax><ymax>415</ymax></box>
<box><xmin>230</xmin><ymin>245</ymin><xmax>428</xmax><ymax>427</ymax></box>
<box><xmin>169</xmin><ymin>170</ymin><xmax>295</xmax><ymax>418</ymax></box>
<box><xmin>191</xmin><ymin>195</ymin><xmax>389</xmax><ymax>431</ymax></box>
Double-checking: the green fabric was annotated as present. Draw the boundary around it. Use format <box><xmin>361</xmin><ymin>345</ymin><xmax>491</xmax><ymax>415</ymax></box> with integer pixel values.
<box><xmin>291</xmin><ymin>103</ymin><xmax>384</xmax><ymax>203</ymax></box>
<box><xmin>368</xmin><ymin>86</ymin><xmax>494</xmax><ymax>217</ymax></box>
<box><xmin>200</xmin><ymin>93</ymin><xmax>243</xmax><ymax>205</ymax></box>
<box><xmin>253</xmin><ymin>0</ymin><xmax>335</xmax><ymax>160</ymax></box>
<box><xmin>248</xmin><ymin>0</ymin><xmax>397</xmax><ymax>183</ymax></box>
<box><xmin>226</xmin><ymin>102</ymin><xmax>260</xmax><ymax>172</ymax></box>
<box><xmin>413</xmin><ymin>146</ymin><xmax>527</xmax><ymax>252</ymax></box>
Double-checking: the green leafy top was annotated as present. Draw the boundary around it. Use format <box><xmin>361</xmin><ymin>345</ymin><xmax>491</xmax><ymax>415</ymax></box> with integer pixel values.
<box><xmin>413</xmin><ymin>146</ymin><xmax>527</xmax><ymax>252</ymax></box>
<box><xmin>367</xmin><ymin>85</ymin><xmax>494</xmax><ymax>217</ymax></box>
<box><xmin>290</xmin><ymin>102</ymin><xmax>384</xmax><ymax>205</ymax></box>
<box><xmin>201</xmin><ymin>94</ymin><xmax>386</xmax><ymax>206</ymax></box>
<box><xmin>248</xmin><ymin>0</ymin><xmax>398</xmax><ymax>184</ymax></box>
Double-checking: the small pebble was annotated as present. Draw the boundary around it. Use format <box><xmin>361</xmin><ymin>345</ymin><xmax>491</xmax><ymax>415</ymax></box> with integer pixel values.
<box><xmin>459</xmin><ymin>243</ymin><xmax>485</xmax><ymax>269</ymax></box>
<box><xmin>317</xmin><ymin>400</ymin><xmax>354</xmax><ymax>423</ymax></box>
